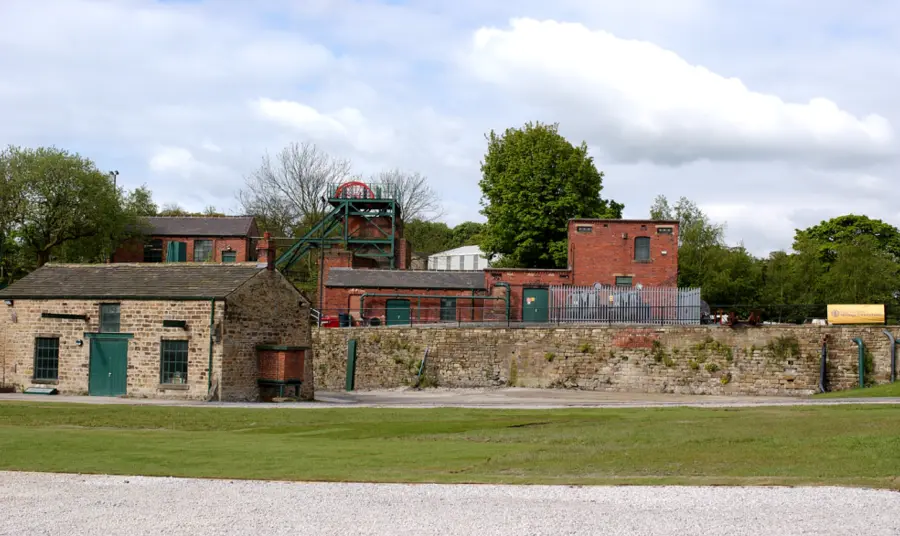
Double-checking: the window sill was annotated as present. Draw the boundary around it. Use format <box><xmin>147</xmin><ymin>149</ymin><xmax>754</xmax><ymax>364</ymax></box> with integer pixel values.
<box><xmin>158</xmin><ymin>383</ymin><xmax>190</xmax><ymax>391</ymax></box>
<box><xmin>633</xmin><ymin>260</ymin><xmax>652</xmax><ymax>264</ymax></box>
<box><xmin>31</xmin><ymin>379</ymin><xmax>59</xmax><ymax>385</ymax></box>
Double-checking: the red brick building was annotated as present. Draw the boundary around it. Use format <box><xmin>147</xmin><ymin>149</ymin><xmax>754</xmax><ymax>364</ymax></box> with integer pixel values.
<box><xmin>568</xmin><ymin>219</ymin><xmax>679</xmax><ymax>287</ymax></box>
<box><xmin>112</xmin><ymin>216</ymin><xmax>260</xmax><ymax>264</ymax></box>
<box><xmin>310</xmin><ymin>218</ymin><xmax>681</xmax><ymax>325</ymax></box>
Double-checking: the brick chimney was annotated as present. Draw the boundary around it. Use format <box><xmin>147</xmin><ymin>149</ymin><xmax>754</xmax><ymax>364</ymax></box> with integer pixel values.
<box><xmin>256</xmin><ymin>232</ymin><xmax>276</xmax><ymax>271</ymax></box>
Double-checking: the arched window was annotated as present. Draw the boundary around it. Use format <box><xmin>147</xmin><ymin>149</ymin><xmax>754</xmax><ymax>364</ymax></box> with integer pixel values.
<box><xmin>634</xmin><ymin>237</ymin><xmax>651</xmax><ymax>261</ymax></box>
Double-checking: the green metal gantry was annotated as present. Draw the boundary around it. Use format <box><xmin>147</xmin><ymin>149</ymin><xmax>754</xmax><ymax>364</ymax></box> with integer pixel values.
<box><xmin>276</xmin><ymin>181</ymin><xmax>402</xmax><ymax>273</ymax></box>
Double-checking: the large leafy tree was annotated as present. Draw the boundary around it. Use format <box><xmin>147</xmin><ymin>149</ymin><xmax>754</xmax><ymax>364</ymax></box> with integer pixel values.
<box><xmin>449</xmin><ymin>221</ymin><xmax>484</xmax><ymax>249</ymax></box>
<box><xmin>404</xmin><ymin>219</ymin><xmax>454</xmax><ymax>256</ymax></box>
<box><xmin>479</xmin><ymin>121</ymin><xmax>622</xmax><ymax>269</ymax></box>
<box><xmin>794</xmin><ymin>214</ymin><xmax>900</xmax><ymax>263</ymax></box>
<box><xmin>3</xmin><ymin>146</ymin><xmax>149</xmax><ymax>267</ymax></box>
<box><xmin>0</xmin><ymin>147</ymin><xmax>26</xmax><ymax>285</ymax></box>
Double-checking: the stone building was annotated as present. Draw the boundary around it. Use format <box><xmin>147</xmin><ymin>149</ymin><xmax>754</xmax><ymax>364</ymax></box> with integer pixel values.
<box><xmin>111</xmin><ymin>216</ymin><xmax>260</xmax><ymax>264</ymax></box>
<box><xmin>0</xmin><ymin>261</ymin><xmax>312</xmax><ymax>401</ymax></box>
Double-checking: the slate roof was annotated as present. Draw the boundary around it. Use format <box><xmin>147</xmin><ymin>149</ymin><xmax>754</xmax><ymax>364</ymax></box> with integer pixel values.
<box><xmin>144</xmin><ymin>216</ymin><xmax>256</xmax><ymax>237</ymax></box>
<box><xmin>326</xmin><ymin>268</ymin><xmax>486</xmax><ymax>290</ymax></box>
<box><xmin>0</xmin><ymin>264</ymin><xmax>265</xmax><ymax>300</ymax></box>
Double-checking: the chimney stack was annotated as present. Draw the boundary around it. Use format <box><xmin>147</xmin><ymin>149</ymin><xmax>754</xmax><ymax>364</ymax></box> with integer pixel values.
<box><xmin>257</xmin><ymin>232</ymin><xmax>276</xmax><ymax>271</ymax></box>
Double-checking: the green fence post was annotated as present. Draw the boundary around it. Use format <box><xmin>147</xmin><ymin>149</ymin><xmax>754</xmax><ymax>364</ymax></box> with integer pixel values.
<box><xmin>345</xmin><ymin>339</ymin><xmax>357</xmax><ymax>391</ymax></box>
<box><xmin>851</xmin><ymin>338</ymin><xmax>865</xmax><ymax>388</ymax></box>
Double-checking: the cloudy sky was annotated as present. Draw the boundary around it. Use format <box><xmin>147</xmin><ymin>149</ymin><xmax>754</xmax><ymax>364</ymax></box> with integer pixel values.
<box><xmin>1</xmin><ymin>0</ymin><xmax>897</xmax><ymax>256</ymax></box>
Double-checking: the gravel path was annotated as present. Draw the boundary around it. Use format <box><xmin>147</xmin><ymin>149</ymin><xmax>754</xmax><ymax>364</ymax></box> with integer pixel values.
<box><xmin>1</xmin><ymin>472</ymin><xmax>897</xmax><ymax>535</ymax></box>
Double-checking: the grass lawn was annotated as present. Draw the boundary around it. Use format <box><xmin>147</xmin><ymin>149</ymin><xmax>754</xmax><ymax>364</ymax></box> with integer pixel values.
<box><xmin>1</xmin><ymin>402</ymin><xmax>899</xmax><ymax>489</ymax></box>
<box><xmin>815</xmin><ymin>382</ymin><xmax>900</xmax><ymax>399</ymax></box>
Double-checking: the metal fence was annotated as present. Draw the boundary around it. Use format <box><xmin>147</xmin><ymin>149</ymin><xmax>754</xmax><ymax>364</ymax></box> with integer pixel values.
<box><xmin>549</xmin><ymin>285</ymin><xmax>702</xmax><ymax>325</ymax></box>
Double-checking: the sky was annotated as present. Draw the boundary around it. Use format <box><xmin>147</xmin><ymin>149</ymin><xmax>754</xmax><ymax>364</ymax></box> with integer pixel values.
<box><xmin>1</xmin><ymin>0</ymin><xmax>898</xmax><ymax>256</ymax></box>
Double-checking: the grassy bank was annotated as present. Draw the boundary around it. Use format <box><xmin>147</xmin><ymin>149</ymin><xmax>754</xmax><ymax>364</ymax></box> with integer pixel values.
<box><xmin>815</xmin><ymin>382</ymin><xmax>900</xmax><ymax>398</ymax></box>
<box><xmin>1</xmin><ymin>403</ymin><xmax>899</xmax><ymax>488</ymax></box>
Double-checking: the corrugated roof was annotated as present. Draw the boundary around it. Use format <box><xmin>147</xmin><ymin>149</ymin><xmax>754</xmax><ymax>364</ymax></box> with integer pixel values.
<box><xmin>326</xmin><ymin>268</ymin><xmax>486</xmax><ymax>290</ymax></box>
<box><xmin>428</xmin><ymin>245</ymin><xmax>487</xmax><ymax>258</ymax></box>
<box><xmin>0</xmin><ymin>264</ymin><xmax>265</xmax><ymax>300</ymax></box>
<box><xmin>145</xmin><ymin>216</ymin><xmax>256</xmax><ymax>237</ymax></box>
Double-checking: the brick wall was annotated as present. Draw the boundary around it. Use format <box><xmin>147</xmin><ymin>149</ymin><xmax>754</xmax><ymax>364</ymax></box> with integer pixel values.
<box><xmin>223</xmin><ymin>270</ymin><xmax>313</xmax><ymax>400</ymax></box>
<box><xmin>112</xmin><ymin>236</ymin><xmax>253</xmax><ymax>263</ymax></box>
<box><xmin>568</xmin><ymin>220</ymin><xmax>679</xmax><ymax>287</ymax></box>
<box><xmin>484</xmin><ymin>269</ymin><xmax>572</xmax><ymax>321</ymax></box>
<box><xmin>258</xmin><ymin>349</ymin><xmax>306</xmax><ymax>381</ymax></box>
<box><xmin>321</xmin><ymin>287</ymin><xmax>490</xmax><ymax>324</ymax></box>
<box><xmin>396</xmin><ymin>238</ymin><xmax>412</xmax><ymax>270</ymax></box>
<box><xmin>313</xmin><ymin>325</ymin><xmax>898</xmax><ymax>396</ymax></box>
<box><xmin>0</xmin><ymin>298</ymin><xmax>225</xmax><ymax>399</ymax></box>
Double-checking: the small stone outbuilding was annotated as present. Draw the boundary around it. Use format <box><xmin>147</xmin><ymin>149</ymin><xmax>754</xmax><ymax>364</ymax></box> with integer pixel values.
<box><xmin>0</xmin><ymin>263</ymin><xmax>312</xmax><ymax>401</ymax></box>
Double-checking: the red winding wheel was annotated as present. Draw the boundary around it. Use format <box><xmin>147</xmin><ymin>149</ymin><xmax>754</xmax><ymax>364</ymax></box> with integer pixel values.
<box><xmin>334</xmin><ymin>181</ymin><xmax>375</xmax><ymax>199</ymax></box>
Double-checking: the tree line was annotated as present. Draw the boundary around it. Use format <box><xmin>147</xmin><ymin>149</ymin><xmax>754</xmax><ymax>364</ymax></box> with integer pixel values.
<box><xmin>4</xmin><ymin>128</ymin><xmax>898</xmax><ymax>319</ymax></box>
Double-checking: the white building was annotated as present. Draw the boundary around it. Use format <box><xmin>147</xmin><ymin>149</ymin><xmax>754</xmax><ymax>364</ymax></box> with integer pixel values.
<box><xmin>427</xmin><ymin>245</ymin><xmax>491</xmax><ymax>271</ymax></box>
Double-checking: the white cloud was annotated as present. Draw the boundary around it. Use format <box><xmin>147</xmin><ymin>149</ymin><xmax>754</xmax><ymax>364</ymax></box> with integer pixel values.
<box><xmin>465</xmin><ymin>18</ymin><xmax>897</xmax><ymax>167</ymax></box>
<box><xmin>0</xmin><ymin>1</ymin><xmax>899</xmax><ymax>256</ymax></box>
<box><xmin>149</xmin><ymin>147</ymin><xmax>211</xmax><ymax>178</ymax></box>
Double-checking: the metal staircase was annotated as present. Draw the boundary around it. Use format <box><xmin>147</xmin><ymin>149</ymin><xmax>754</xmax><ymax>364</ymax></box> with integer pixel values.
<box><xmin>275</xmin><ymin>181</ymin><xmax>402</xmax><ymax>273</ymax></box>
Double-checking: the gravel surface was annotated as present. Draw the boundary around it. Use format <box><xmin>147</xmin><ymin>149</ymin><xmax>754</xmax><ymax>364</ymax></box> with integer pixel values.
<box><xmin>1</xmin><ymin>472</ymin><xmax>898</xmax><ymax>535</ymax></box>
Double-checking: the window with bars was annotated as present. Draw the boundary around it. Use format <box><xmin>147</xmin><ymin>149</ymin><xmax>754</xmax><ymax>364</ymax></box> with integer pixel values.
<box><xmin>100</xmin><ymin>304</ymin><xmax>120</xmax><ymax>333</ymax></box>
<box><xmin>193</xmin><ymin>240</ymin><xmax>213</xmax><ymax>262</ymax></box>
<box><xmin>634</xmin><ymin>237</ymin><xmax>651</xmax><ymax>262</ymax></box>
<box><xmin>160</xmin><ymin>340</ymin><xmax>189</xmax><ymax>384</ymax></box>
<box><xmin>615</xmin><ymin>276</ymin><xmax>633</xmax><ymax>287</ymax></box>
<box><xmin>144</xmin><ymin>239</ymin><xmax>163</xmax><ymax>263</ymax></box>
<box><xmin>33</xmin><ymin>337</ymin><xmax>59</xmax><ymax>381</ymax></box>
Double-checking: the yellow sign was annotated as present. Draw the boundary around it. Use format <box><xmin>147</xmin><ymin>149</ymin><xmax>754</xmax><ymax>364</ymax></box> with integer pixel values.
<box><xmin>827</xmin><ymin>304</ymin><xmax>885</xmax><ymax>325</ymax></box>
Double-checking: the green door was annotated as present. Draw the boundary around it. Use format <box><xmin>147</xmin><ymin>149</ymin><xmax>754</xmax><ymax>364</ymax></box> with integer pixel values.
<box><xmin>523</xmin><ymin>288</ymin><xmax>549</xmax><ymax>323</ymax></box>
<box><xmin>89</xmin><ymin>338</ymin><xmax>129</xmax><ymax>396</ymax></box>
<box><xmin>166</xmin><ymin>241</ymin><xmax>187</xmax><ymax>262</ymax></box>
<box><xmin>385</xmin><ymin>299</ymin><xmax>411</xmax><ymax>326</ymax></box>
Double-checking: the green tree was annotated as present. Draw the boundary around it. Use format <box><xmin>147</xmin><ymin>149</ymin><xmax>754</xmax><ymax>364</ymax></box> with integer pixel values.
<box><xmin>158</xmin><ymin>203</ymin><xmax>190</xmax><ymax>217</ymax></box>
<box><xmin>449</xmin><ymin>221</ymin><xmax>484</xmax><ymax>249</ymax></box>
<box><xmin>125</xmin><ymin>185</ymin><xmax>158</xmax><ymax>217</ymax></box>
<box><xmin>404</xmin><ymin>219</ymin><xmax>454</xmax><ymax>256</ymax></box>
<box><xmin>700</xmin><ymin>245</ymin><xmax>764</xmax><ymax>306</ymax></box>
<box><xmin>0</xmin><ymin>147</ymin><xmax>26</xmax><ymax>285</ymax></box>
<box><xmin>479</xmin><ymin>121</ymin><xmax>622</xmax><ymax>268</ymax></box>
<box><xmin>821</xmin><ymin>235</ymin><xmax>899</xmax><ymax>304</ymax></box>
<box><xmin>156</xmin><ymin>203</ymin><xmax>224</xmax><ymax>217</ymax></box>
<box><xmin>650</xmin><ymin>195</ymin><xmax>726</xmax><ymax>289</ymax></box>
<box><xmin>6</xmin><ymin>146</ymin><xmax>140</xmax><ymax>266</ymax></box>
<box><xmin>794</xmin><ymin>214</ymin><xmax>900</xmax><ymax>263</ymax></box>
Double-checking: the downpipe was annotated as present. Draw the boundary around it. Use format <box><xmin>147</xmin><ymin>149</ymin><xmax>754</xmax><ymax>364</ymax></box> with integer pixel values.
<box><xmin>883</xmin><ymin>330</ymin><xmax>897</xmax><ymax>383</ymax></box>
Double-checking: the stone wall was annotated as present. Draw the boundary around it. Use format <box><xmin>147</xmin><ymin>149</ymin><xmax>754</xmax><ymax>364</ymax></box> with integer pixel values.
<box><xmin>0</xmin><ymin>298</ymin><xmax>225</xmax><ymax>400</ymax></box>
<box><xmin>224</xmin><ymin>270</ymin><xmax>313</xmax><ymax>400</ymax></box>
<box><xmin>313</xmin><ymin>325</ymin><xmax>898</xmax><ymax>396</ymax></box>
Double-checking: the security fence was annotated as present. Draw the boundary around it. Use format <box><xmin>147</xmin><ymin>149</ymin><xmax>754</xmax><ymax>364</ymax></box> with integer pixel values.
<box><xmin>549</xmin><ymin>285</ymin><xmax>702</xmax><ymax>325</ymax></box>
